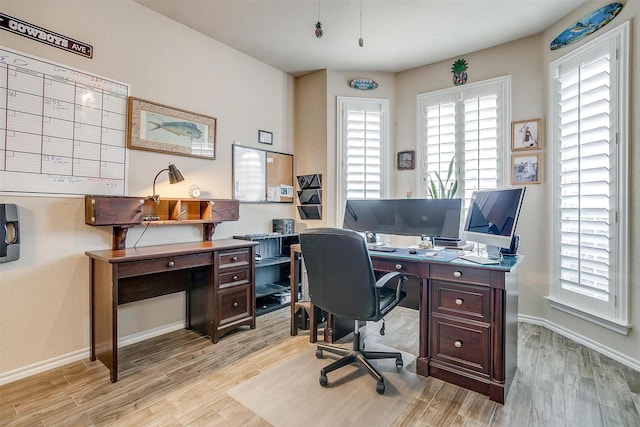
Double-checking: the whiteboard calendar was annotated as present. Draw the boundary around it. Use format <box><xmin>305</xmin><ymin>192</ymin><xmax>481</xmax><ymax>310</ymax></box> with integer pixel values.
<box><xmin>0</xmin><ymin>47</ymin><xmax>129</xmax><ymax>196</ymax></box>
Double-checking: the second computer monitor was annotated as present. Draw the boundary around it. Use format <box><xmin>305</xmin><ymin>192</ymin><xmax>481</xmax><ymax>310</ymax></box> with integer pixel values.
<box><xmin>395</xmin><ymin>198</ymin><xmax>462</xmax><ymax>238</ymax></box>
<box><xmin>343</xmin><ymin>198</ymin><xmax>462</xmax><ymax>239</ymax></box>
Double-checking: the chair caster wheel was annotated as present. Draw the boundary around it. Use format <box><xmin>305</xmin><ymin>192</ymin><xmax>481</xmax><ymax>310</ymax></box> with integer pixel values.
<box><xmin>316</xmin><ymin>348</ymin><xmax>323</xmax><ymax>358</ymax></box>
<box><xmin>396</xmin><ymin>357</ymin><xmax>403</xmax><ymax>368</ymax></box>
<box><xmin>320</xmin><ymin>373</ymin><xmax>328</xmax><ymax>386</ymax></box>
<box><xmin>376</xmin><ymin>381</ymin><xmax>385</xmax><ymax>394</ymax></box>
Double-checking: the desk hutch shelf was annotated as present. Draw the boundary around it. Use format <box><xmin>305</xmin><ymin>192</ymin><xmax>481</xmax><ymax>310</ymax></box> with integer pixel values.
<box><xmin>85</xmin><ymin>195</ymin><xmax>239</xmax><ymax>249</ymax></box>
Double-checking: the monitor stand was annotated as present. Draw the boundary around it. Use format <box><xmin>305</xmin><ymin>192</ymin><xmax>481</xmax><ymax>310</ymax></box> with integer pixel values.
<box><xmin>486</xmin><ymin>245</ymin><xmax>502</xmax><ymax>260</ymax></box>
<box><xmin>365</xmin><ymin>232</ymin><xmax>381</xmax><ymax>245</ymax></box>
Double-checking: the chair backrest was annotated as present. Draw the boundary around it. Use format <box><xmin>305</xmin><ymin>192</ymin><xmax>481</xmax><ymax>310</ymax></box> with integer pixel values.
<box><xmin>299</xmin><ymin>227</ymin><xmax>379</xmax><ymax>320</ymax></box>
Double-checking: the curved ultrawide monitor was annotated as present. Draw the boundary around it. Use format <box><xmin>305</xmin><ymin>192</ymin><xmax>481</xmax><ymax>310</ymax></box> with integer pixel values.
<box><xmin>462</xmin><ymin>188</ymin><xmax>526</xmax><ymax>249</ymax></box>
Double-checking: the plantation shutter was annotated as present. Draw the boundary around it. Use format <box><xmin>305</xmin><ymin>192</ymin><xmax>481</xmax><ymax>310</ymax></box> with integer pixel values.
<box><xmin>555</xmin><ymin>45</ymin><xmax>613</xmax><ymax>302</ymax></box>
<box><xmin>344</xmin><ymin>105</ymin><xmax>383</xmax><ymax>199</ymax></box>
<box><xmin>420</xmin><ymin>80</ymin><xmax>505</xmax><ymax>209</ymax></box>
<box><xmin>461</xmin><ymin>95</ymin><xmax>499</xmax><ymax>204</ymax></box>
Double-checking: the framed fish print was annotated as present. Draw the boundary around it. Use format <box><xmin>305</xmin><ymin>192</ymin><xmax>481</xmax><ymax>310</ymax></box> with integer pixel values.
<box><xmin>127</xmin><ymin>97</ymin><xmax>216</xmax><ymax>159</ymax></box>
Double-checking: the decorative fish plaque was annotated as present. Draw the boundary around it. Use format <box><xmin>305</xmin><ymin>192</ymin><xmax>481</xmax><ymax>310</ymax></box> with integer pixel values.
<box><xmin>550</xmin><ymin>3</ymin><xmax>623</xmax><ymax>50</ymax></box>
<box><xmin>349</xmin><ymin>79</ymin><xmax>379</xmax><ymax>90</ymax></box>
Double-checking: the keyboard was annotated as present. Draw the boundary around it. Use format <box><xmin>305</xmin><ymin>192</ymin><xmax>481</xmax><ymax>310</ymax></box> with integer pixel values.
<box><xmin>368</xmin><ymin>245</ymin><xmax>397</xmax><ymax>252</ymax></box>
<box><xmin>459</xmin><ymin>254</ymin><xmax>500</xmax><ymax>265</ymax></box>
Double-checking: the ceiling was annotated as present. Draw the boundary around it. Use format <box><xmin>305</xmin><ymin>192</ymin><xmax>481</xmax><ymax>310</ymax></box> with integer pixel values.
<box><xmin>133</xmin><ymin>0</ymin><xmax>585</xmax><ymax>76</ymax></box>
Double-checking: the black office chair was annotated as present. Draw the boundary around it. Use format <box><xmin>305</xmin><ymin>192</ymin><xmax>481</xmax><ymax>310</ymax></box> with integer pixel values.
<box><xmin>299</xmin><ymin>227</ymin><xmax>407</xmax><ymax>394</ymax></box>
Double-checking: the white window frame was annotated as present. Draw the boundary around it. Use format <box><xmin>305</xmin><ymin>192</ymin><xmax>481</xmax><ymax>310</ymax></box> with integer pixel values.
<box><xmin>336</xmin><ymin>97</ymin><xmax>391</xmax><ymax>225</ymax></box>
<box><xmin>416</xmin><ymin>76</ymin><xmax>511</xmax><ymax>205</ymax></box>
<box><xmin>547</xmin><ymin>22</ymin><xmax>630</xmax><ymax>334</ymax></box>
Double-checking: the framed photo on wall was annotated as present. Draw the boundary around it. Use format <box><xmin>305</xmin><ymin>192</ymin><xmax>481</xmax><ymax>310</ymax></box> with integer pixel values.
<box><xmin>397</xmin><ymin>150</ymin><xmax>415</xmax><ymax>170</ymax></box>
<box><xmin>512</xmin><ymin>118</ymin><xmax>542</xmax><ymax>151</ymax></box>
<box><xmin>258</xmin><ymin>130</ymin><xmax>273</xmax><ymax>145</ymax></box>
<box><xmin>512</xmin><ymin>153</ymin><xmax>541</xmax><ymax>184</ymax></box>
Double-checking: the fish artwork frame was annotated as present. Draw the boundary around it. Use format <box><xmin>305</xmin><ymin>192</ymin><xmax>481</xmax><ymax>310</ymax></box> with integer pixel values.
<box><xmin>127</xmin><ymin>97</ymin><xmax>217</xmax><ymax>159</ymax></box>
<box><xmin>550</xmin><ymin>2</ymin><xmax>623</xmax><ymax>50</ymax></box>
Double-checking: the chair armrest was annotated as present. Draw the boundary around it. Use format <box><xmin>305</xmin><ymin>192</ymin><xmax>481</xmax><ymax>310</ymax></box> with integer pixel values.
<box><xmin>376</xmin><ymin>272</ymin><xmax>407</xmax><ymax>302</ymax></box>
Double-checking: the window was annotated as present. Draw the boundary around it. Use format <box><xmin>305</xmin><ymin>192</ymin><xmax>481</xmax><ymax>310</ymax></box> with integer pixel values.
<box><xmin>548</xmin><ymin>22</ymin><xmax>629</xmax><ymax>333</ymax></box>
<box><xmin>417</xmin><ymin>77</ymin><xmax>511</xmax><ymax>208</ymax></box>
<box><xmin>337</xmin><ymin>97</ymin><xmax>390</xmax><ymax>220</ymax></box>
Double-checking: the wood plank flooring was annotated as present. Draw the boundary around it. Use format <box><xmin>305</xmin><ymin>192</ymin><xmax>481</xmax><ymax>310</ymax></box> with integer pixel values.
<box><xmin>1</xmin><ymin>307</ymin><xmax>638</xmax><ymax>426</ymax></box>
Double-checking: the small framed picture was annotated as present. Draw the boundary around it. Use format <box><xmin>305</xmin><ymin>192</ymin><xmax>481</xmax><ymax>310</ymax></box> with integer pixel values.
<box><xmin>258</xmin><ymin>130</ymin><xmax>273</xmax><ymax>145</ymax></box>
<box><xmin>512</xmin><ymin>153</ymin><xmax>541</xmax><ymax>184</ymax></box>
<box><xmin>512</xmin><ymin>118</ymin><xmax>542</xmax><ymax>151</ymax></box>
<box><xmin>397</xmin><ymin>150</ymin><xmax>415</xmax><ymax>170</ymax></box>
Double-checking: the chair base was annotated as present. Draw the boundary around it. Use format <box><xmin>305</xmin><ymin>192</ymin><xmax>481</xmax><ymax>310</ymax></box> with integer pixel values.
<box><xmin>315</xmin><ymin>341</ymin><xmax>403</xmax><ymax>395</ymax></box>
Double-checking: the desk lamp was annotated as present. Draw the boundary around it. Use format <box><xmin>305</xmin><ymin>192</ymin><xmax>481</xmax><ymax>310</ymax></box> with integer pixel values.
<box><xmin>150</xmin><ymin>163</ymin><xmax>184</xmax><ymax>203</ymax></box>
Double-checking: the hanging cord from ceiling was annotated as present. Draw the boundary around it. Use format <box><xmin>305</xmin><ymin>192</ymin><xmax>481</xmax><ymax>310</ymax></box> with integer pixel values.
<box><xmin>315</xmin><ymin>0</ymin><xmax>323</xmax><ymax>38</ymax></box>
<box><xmin>358</xmin><ymin>0</ymin><xmax>364</xmax><ymax>47</ymax></box>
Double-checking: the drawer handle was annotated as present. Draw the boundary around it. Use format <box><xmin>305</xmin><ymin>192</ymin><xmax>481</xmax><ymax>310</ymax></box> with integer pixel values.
<box><xmin>232</xmin><ymin>275</ymin><xmax>238</xmax><ymax>281</ymax></box>
<box><xmin>233</xmin><ymin>302</ymin><xmax>239</xmax><ymax>308</ymax></box>
<box><xmin>454</xmin><ymin>340</ymin><xmax>463</xmax><ymax>348</ymax></box>
<box><xmin>167</xmin><ymin>261</ymin><xmax>175</xmax><ymax>268</ymax></box>
<box><xmin>455</xmin><ymin>298</ymin><xmax>463</xmax><ymax>305</ymax></box>
<box><xmin>232</xmin><ymin>256</ymin><xmax>238</xmax><ymax>262</ymax></box>
<box><xmin>395</xmin><ymin>264</ymin><xmax>403</xmax><ymax>270</ymax></box>
<box><xmin>452</xmin><ymin>271</ymin><xmax>462</xmax><ymax>278</ymax></box>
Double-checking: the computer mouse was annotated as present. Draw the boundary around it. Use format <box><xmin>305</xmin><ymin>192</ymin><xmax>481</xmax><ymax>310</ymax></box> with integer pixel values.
<box><xmin>408</xmin><ymin>248</ymin><xmax>417</xmax><ymax>254</ymax></box>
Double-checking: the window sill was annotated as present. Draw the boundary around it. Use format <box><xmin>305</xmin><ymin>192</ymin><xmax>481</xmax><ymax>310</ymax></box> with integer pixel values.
<box><xmin>545</xmin><ymin>296</ymin><xmax>631</xmax><ymax>335</ymax></box>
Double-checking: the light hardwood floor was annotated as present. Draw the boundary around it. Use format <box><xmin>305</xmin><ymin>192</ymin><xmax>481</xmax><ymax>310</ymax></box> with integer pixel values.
<box><xmin>1</xmin><ymin>307</ymin><xmax>638</xmax><ymax>426</ymax></box>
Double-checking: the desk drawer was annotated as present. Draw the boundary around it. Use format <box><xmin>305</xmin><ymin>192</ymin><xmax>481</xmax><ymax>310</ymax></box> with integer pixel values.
<box><xmin>431</xmin><ymin>316</ymin><xmax>490</xmax><ymax>375</ymax></box>
<box><xmin>430</xmin><ymin>264</ymin><xmax>492</xmax><ymax>286</ymax></box>
<box><xmin>371</xmin><ymin>258</ymin><xmax>427</xmax><ymax>277</ymax></box>
<box><xmin>431</xmin><ymin>281</ymin><xmax>491</xmax><ymax>322</ymax></box>
<box><xmin>217</xmin><ymin>283</ymin><xmax>252</xmax><ymax>327</ymax></box>
<box><xmin>117</xmin><ymin>252</ymin><xmax>212</xmax><ymax>278</ymax></box>
<box><xmin>218</xmin><ymin>248</ymin><xmax>251</xmax><ymax>269</ymax></box>
<box><xmin>219</xmin><ymin>268</ymin><xmax>251</xmax><ymax>289</ymax></box>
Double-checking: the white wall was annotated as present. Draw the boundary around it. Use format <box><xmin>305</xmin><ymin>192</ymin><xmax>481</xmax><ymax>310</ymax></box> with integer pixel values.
<box><xmin>0</xmin><ymin>0</ymin><xmax>296</xmax><ymax>377</ymax></box>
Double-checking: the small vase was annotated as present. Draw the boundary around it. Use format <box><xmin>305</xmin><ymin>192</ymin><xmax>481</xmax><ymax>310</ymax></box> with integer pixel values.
<box><xmin>453</xmin><ymin>71</ymin><xmax>468</xmax><ymax>86</ymax></box>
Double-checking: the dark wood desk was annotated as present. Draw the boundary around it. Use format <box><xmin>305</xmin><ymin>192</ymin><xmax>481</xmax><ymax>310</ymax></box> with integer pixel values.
<box><xmin>290</xmin><ymin>245</ymin><xmax>521</xmax><ymax>404</ymax></box>
<box><xmin>86</xmin><ymin>239</ymin><xmax>258</xmax><ymax>382</ymax></box>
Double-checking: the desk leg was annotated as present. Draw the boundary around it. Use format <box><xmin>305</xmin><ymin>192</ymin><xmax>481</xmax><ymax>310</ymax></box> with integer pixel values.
<box><xmin>416</xmin><ymin>278</ymin><xmax>430</xmax><ymax>377</ymax></box>
<box><xmin>290</xmin><ymin>249</ymin><xmax>300</xmax><ymax>336</ymax></box>
<box><xmin>89</xmin><ymin>259</ymin><xmax>96</xmax><ymax>362</ymax></box>
<box><xmin>92</xmin><ymin>260</ymin><xmax>118</xmax><ymax>382</ymax></box>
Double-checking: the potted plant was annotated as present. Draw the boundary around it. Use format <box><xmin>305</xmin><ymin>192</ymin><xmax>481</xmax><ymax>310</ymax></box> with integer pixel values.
<box><xmin>424</xmin><ymin>156</ymin><xmax>458</xmax><ymax>199</ymax></box>
<box><xmin>451</xmin><ymin>58</ymin><xmax>468</xmax><ymax>86</ymax></box>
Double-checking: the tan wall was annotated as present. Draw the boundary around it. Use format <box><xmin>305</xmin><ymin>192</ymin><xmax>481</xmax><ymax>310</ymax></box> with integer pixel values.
<box><xmin>393</xmin><ymin>1</ymin><xmax>639</xmax><ymax>364</ymax></box>
<box><xmin>0</xmin><ymin>0</ymin><xmax>296</xmax><ymax>376</ymax></box>
<box><xmin>294</xmin><ymin>70</ymin><xmax>328</xmax><ymax>228</ymax></box>
<box><xmin>540</xmin><ymin>0</ymin><xmax>640</xmax><ymax>363</ymax></box>
<box><xmin>395</xmin><ymin>34</ymin><xmax>550</xmax><ymax>318</ymax></box>
<box><xmin>1</xmin><ymin>0</ymin><xmax>638</xmax><ymax>380</ymax></box>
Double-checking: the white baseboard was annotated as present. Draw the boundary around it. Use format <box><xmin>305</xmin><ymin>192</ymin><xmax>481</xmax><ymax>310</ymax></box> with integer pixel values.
<box><xmin>3</xmin><ymin>317</ymin><xmax>637</xmax><ymax>386</ymax></box>
<box><xmin>518</xmin><ymin>314</ymin><xmax>640</xmax><ymax>372</ymax></box>
<box><xmin>0</xmin><ymin>321</ymin><xmax>184</xmax><ymax>386</ymax></box>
